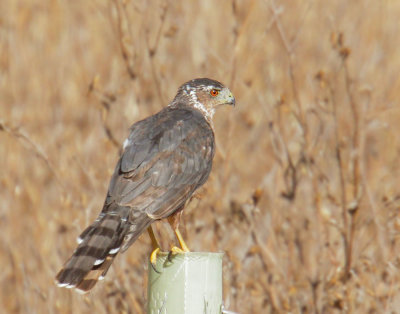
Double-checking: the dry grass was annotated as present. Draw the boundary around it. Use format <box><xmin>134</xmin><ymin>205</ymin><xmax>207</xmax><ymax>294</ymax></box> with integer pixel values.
<box><xmin>1</xmin><ymin>0</ymin><xmax>400</xmax><ymax>313</ymax></box>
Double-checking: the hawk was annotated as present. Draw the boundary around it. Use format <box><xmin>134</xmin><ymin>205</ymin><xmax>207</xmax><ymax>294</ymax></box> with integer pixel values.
<box><xmin>55</xmin><ymin>78</ymin><xmax>235</xmax><ymax>293</ymax></box>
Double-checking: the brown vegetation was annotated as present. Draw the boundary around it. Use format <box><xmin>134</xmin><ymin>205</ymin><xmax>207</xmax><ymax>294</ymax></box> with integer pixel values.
<box><xmin>1</xmin><ymin>0</ymin><xmax>400</xmax><ymax>313</ymax></box>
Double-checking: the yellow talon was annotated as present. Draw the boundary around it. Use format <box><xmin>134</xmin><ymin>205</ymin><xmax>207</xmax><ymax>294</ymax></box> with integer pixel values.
<box><xmin>170</xmin><ymin>246</ymin><xmax>186</xmax><ymax>254</ymax></box>
<box><xmin>150</xmin><ymin>247</ymin><xmax>160</xmax><ymax>266</ymax></box>
<box><xmin>148</xmin><ymin>226</ymin><xmax>162</xmax><ymax>267</ymax></box>
<box><xmin>167</xmin><ymin>246</ymin><xmax>188</xmax><ymax>262</ymax></box>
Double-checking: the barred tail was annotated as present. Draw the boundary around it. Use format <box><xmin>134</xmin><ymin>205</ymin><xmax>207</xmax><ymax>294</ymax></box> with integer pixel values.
<box><xmin>55</xmin><ymin>209</ymin><xmax>145</xmax><ymax>293</ymax></box>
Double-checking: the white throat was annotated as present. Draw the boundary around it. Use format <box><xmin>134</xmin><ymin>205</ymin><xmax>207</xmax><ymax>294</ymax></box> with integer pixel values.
<box><xmin>186</xmin><ymin>86</ymin><xmax>215</xmax><ymax>121</ymax></box>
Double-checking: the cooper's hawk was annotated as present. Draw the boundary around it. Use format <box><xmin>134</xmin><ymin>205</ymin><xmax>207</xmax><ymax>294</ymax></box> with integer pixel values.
<box><xmin>56</xmin><ymin>78</ymin><xmax>235</xmax><ymax>293</ymax></box>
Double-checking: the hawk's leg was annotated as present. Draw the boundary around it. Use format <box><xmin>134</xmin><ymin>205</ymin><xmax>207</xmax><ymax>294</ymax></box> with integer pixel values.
<box><xmin>148</xmin><ymin>226</ymin><xmax>161</xmax><ymax>267</ymax></box>
<box><xmin>167</xmin><ymin>210</ymin><xmax>190</xmax><ymax>253</ymax></box>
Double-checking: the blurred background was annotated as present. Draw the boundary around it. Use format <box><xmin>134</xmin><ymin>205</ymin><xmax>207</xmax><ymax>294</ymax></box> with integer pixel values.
<box><xmin>1</xmin><ymin>0</ymin><xmax>400</xmax><ymax>313</ymax></box>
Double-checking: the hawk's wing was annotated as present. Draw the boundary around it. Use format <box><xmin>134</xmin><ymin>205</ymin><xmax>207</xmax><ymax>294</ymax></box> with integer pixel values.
<box><xmin>104</xmin><ymin>105</ymin><xmax>215</xmax><ymax>222</ymax></box>
<box><xmin>55</xmin><ymin>106</ymin><xmax>215</xmax><ymax>291</ymax></box>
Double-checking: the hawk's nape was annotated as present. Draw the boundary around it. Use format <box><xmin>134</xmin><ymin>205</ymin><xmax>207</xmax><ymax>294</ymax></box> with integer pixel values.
<box><xmin>55</xmin><ymin>78</ymin><xmax>235</xmax><ymax>293</ymax></box>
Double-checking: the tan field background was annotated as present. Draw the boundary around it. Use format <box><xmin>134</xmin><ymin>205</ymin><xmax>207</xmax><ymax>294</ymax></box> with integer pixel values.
<box><xmin>1</xmin><ymin>0</ymin><xmax>400</xmax><ymax>313</ymax></box>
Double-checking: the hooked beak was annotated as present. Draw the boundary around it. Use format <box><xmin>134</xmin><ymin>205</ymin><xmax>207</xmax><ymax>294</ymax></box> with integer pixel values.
<box><xmin>226</xmin><ymin>92</ymin><xmax>235</xmax><ymax>106</ymax></box>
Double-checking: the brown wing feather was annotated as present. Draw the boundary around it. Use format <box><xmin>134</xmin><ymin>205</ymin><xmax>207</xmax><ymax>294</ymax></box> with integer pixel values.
<box><xmin>107</xmin><ymin>106</ymin><xmax>215</xmax><ymax>220</ymax></box>
<box><xmin>110</xmin><ymin>106</ymin><xmax>215</xmax><ymax>251</ymax></box>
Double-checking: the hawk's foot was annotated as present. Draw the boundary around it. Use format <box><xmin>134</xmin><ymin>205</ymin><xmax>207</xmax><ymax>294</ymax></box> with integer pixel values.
<box><xmin>170</xmin><ymin>246</ymin><xmax>189</xmax><ymax>254</ymax></box>
<box><xmin>167</xmin><ymin>246</ymin><xmax>190</xmax><ymax>262</ymax></box>
<box><xmin>150</xmin><ymin>247</ymin><xmax>160</xmax><ymax>270</ymax></box>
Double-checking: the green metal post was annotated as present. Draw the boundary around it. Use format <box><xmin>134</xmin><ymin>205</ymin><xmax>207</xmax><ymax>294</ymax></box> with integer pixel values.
<box><xmin>147</xmin><ymin>252</ymin><xmax>224</xmax><ymax>314</ymax></box>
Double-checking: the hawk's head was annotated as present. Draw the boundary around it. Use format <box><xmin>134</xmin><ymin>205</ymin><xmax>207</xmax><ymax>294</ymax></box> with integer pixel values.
<box><xmin>172</xmin><ymin>78</ymin><xmax>235</xmax><ymax>121</ymax></box>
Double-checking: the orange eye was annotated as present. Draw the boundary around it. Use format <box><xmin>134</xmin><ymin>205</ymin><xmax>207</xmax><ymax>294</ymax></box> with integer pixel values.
<box><xmin>210</xmin><ymin>89</ymin><xmax>219</xmax><ymax>97</ymax></box>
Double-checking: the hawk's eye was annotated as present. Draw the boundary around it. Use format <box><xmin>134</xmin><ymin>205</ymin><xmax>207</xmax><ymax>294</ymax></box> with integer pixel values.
<box><xmin>210</xmin><ymin>89</ymin><xmax>219</xmax><ymax>97</ymax></box>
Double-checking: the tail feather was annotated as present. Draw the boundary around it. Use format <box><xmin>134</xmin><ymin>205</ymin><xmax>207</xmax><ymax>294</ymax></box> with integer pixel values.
<box><xmin>56</xmin><ymin>213</ymin><xmax>127</xmax><ymax>292</ymax></box>
<box><xmin>75</xmin><ymin>254</ymin><xmax>117</xmax><ymax>293</ymax></box>
<box><xmin>56</xmin><ymin>206</ymin><xmax>152</xmax><ymax>293</ymax></box>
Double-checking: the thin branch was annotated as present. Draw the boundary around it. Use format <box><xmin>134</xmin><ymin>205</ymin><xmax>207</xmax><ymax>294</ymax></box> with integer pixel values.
<box><xmin>87</xmin><ymin>83</ymin><xmax>121</xmax><ymax>150</ymax></box>
<box><xmin>268</xmin><ymin>0</ymin><xmax>309</xmax><ymax>139</ymax></box>
<box><xmin>145</xmin><ymin>1</ymin><xmax>168</xmax><ymax>105</ymax></box>
<box><xmin>327</xmin><ymin>78</ymin><xmax>349</xmax><ymax>280</ymax></box>
<box><xmin>0</xmin><ymin>120</ymin><xmax>64</xmax><ymax>189</ymax></box>
<box><xmin>113</xmin><ymin>0</ymin><xmax>136</xmax><ymax>79</ymax></box>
